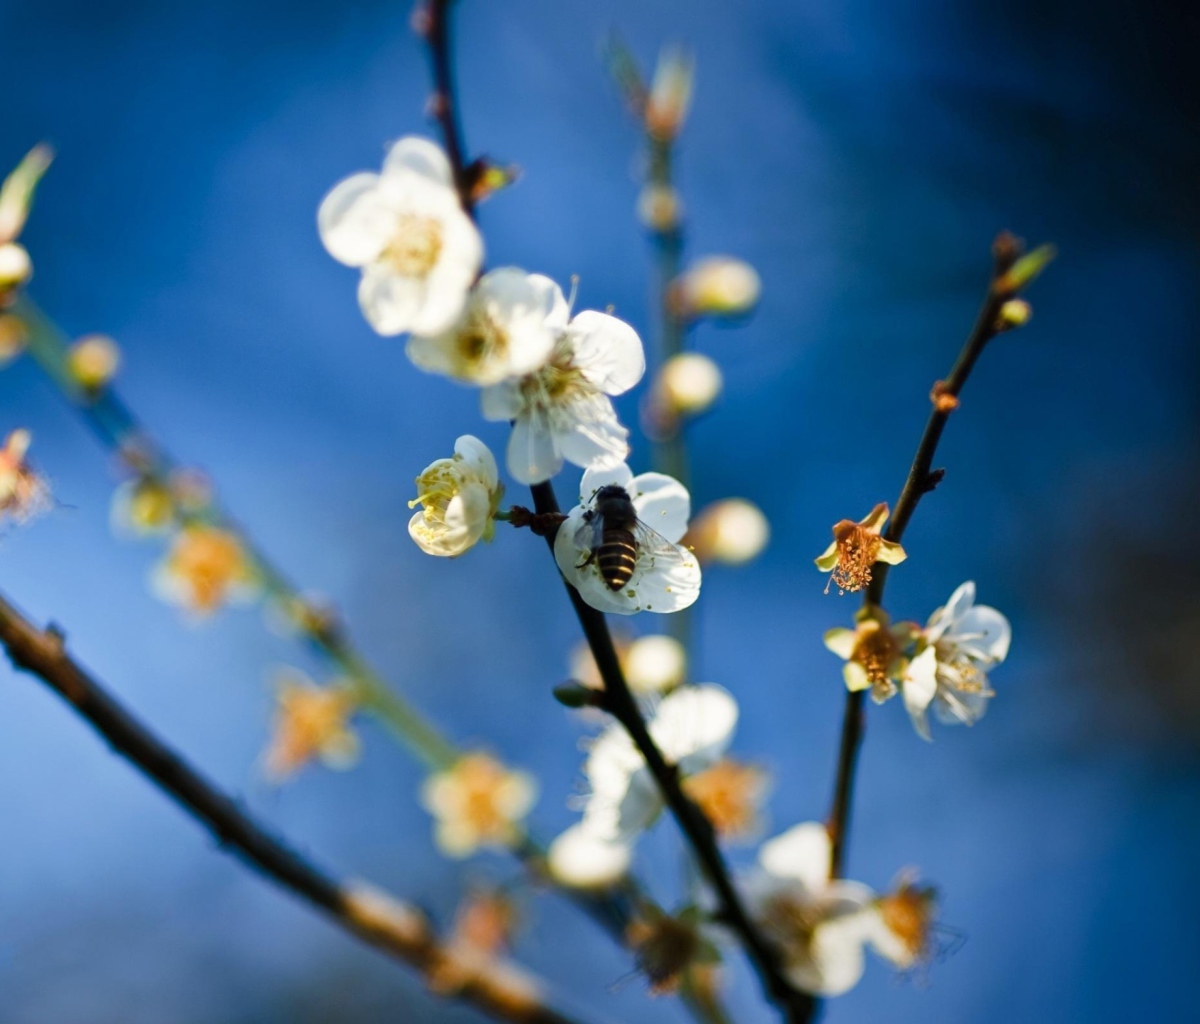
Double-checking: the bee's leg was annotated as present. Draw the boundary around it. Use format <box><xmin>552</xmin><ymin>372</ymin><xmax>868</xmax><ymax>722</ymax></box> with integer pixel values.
<box><xmin>576</xmin><ymin>550</ymin><xmax>596</xmax><ymax>571</ymax></box>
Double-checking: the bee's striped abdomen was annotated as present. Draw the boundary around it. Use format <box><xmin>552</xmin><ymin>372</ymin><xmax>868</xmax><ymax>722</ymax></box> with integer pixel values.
<box><xmin>597</xmin><ymin>527</ymin><xmax>638</xmax><ymax>590</ymax></box>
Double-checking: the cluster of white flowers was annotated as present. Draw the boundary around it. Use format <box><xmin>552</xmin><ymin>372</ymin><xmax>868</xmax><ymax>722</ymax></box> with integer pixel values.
<box><xmin>824</xmin><ymin>581</ymin><xmax>1011</xmax><ymax>740</ymax></box>
<box><xmin>321</xmin><ymin>137</ymin><xmax>699</xmax><ymax>617</ymax></box>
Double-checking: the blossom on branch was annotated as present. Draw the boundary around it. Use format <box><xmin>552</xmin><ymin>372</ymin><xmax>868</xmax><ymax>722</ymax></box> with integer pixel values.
<box><xmin>420</xmin><ymin>752</ymin><xmax>537</xmax><ymax>858</ymax></box>
<box><xmin>319</xmin><ymin>137</ymin><xmax>482</xmax><ymax>336</ymax></box>
<box><xmin>481</xmin><ymin>300</ymin><xmax>644</xmax><ymax>484</ymax></box>
<box><xmin>152</xmin><ymin>524</ymin><xmax>258</xmax><ymax>616</ymax></box>
<box><xmin>743</xmin><ymin>822</ymin><xmax>877</xmax><ymax>996</ymax></box>
<box><xmin>0</xmin><ymin>144</ymin><xmax>52</xmax><ymax>306</ymax></box>
<box><xmin>682</xmin><ymin>756</ymin><xmax>769</xmax><ymax>843</ymax></box>
<box><xmin>0</xmin><ymin>429</ymin><xmax>49</xmax><ymax>525</ymax></box>
<box><xmin>547</xmin><ymin>823</ymin><xmax>632</xmax><ymax>890</ymax></box>
<box><xmin>903</xmin><ymin>581</ymin><xmax>1011</xmax><ymax>740</ymax></box>
<box><xmin>579</xmin><ymin>684</ymin><xmax>737</xmax><ymax>844</ymax></box>
<box><xmin>408</xmin><ymin>268</ymin><xmax>562</xmax><ymax>385</ymax></box>
<box><xmin>866</xmin><ymin>874</ymin><xmax>939</xmax><ymax>972</ymax></box>
<box><xmin>554</xmin><ymin>462</ymin><xmax>701</xmax><ymax>615</ymax></box>
<box><xmin>823</xmin><ymin>605</ymin><xmax>922</xmax><ymax>705</ymax></box>
<box><xmin>815</xmin><ymin>502</ymin><xmax>906</xmax><ymax>595</ymax></box>
<box><xmin>408</xmin><ymin>434</ymin><xmax>502</xmax><ymax>557</ymax></box>
<box><xmin>263</xmin><ymin>670</ymin><xmax>360</xmax><ymax>780</ymax></box>
<box><xmin>570</xmin><ymin>632</ymin><xmax>687</xmax><ymax>697</ymax></box>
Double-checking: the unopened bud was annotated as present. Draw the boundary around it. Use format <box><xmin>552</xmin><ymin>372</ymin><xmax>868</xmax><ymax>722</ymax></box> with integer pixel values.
<box><xmin>0</xmin><ymin>144</ymin><xmax>53</xmax><ymax>244</ymax></box>
<box><xmin>638</xmin><ymin>184</ymin><xmax>682</xmax><ymax>233</ymax></box>
<box><xmin>654</xmin><ymin>352</ymin><xmax>722</xmax><ymax>419</ymax></box>
<box><xmin>686</xmin><ymin>499</ymin><xmax>770</xmax><ymax>565</ymax></box>
<box><xmin>67</xmin><ymin>333</ymin><xmax>121</xmax><ymax>390</ymax></box>
<box><xmin>0</xmin><ymin>313</ymin><xmax>28</xmax><ymax>365</ymax></box>
<box><xmin>553</xmin><ymin>681</ymin><xmax>603</xmax><ymax>709</ymax></box>
<box><xmin>110</xmin><ymin>478</ymin><xmax>176</xmax><ymax>536</ymax></box>
<box><xmin>995</xmin><ymin>243</ymin><xmax>1055</xmax><ymax>295</ymax></box>
<box><xmin>0</xmin><ymin>243</ymin><xmax>32</xmax><ymax>294</ymax></box>
<box><xmin>467</xmin><ymin>159</ymin><xmax>521</xmax><ymax>205</ymax></box>
<box><xmin>645</xmin><ymin>45</ymin><xmax>694</xmax><ymax>141</ymax></box>
<box><xmin>997</xmin><ymin>298</ymin><xmax>1032</xmax><ymax>329</ymax></box>
<box><xmin>672</xmin><ymin>257</ymin><xmax>761</xmax><ymax>321</ymax></box>
<box><xmin>625</xmin><ymin>634</ymin><xmax>687</xmax><ymax>694</ymax></box>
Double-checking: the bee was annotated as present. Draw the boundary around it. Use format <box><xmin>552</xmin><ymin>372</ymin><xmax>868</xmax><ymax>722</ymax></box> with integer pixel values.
<box><xmin>576</xmin><ymin>484</ymin><xmax>687</xmax><ymax>591</ymax></box>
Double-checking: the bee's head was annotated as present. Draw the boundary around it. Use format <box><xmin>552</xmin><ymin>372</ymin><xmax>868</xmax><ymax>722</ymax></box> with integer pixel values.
<box><xmin>593</xmin><ymin>484</ymin><xmax>631</xmax><ymax>503</ymax></box>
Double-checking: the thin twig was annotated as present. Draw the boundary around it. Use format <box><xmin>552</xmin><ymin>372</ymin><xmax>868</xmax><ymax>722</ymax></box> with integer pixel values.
<box><xmin>826</xmin><ymin>231</ymin><xmax>1025</xmax><ymax>879</ymax></box>
<box><xmin>0</xmin><ymin>590</ymin><xmax>586</xmax><ymax>1024</ymax></box>
<box><xmin>422</xmin><ymin>8</ymin><xmax>813</xmax><ymax>1018</ymax></box>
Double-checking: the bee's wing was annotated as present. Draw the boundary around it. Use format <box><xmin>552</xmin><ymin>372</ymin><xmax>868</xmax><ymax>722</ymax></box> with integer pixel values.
<box><xmin>631</xmin><ymin>518</ymin><xmax>690</xmax><ymax>567</ymax></box>
<box><xmin>572</xmin><ymin>512</ymin><xmax>605</xmax><ymax>553</ymax></box>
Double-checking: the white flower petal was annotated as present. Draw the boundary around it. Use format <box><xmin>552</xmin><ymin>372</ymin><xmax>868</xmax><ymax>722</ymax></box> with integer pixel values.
<box><xmin>579</xmin><ymin>462</ymin><xmax>635</xmax><ymax>502</ymax></box>
<box><xmin>358</xmin><ymin>268</ymin><xmax>427</xmax><ymax>336</ymax></box>
<box><xmin>630</xmin><ymin>472</ymin><xmax>691</xmax><ymax>544</ymax></box>
<box><xmin>649</xmin><ymin>684</ymin><xmax>738</xmax><ymax>773</ymax></box>
<box><xmin>934</xmin><ymin>687</ymin><xmax>990</xmax><ymax>726</ymax></box>
<box><xmin>554</xmin><ymin>394</ymin><xmax>629</xmax><ymax>471</ymax></box>
<box><xmin>624</xmin><ymin>546</ymin><xmax>701</xmax><ymax>614</ymax></box>
<box><xmin>952</xmin><ymin>605</ymin><xmax>1011</xmax><ymax>664</ymax></box>
<box><xmin>381</xmin><ymin>136</ymin><xmax>454</xmax><ymax>187</ymax></box>
<box><xmin>796</xmin><ymin>914</ymin><xmax>870</xmax><ymax>996</ymax></box>
<box><xmin>507</xmin><ymin>411</ymin><xmax>563</xmax><ymax>484</ymax></box>
<box><xmin>902</xmin><ymin>646</ymin><xmax>938</xmax><ymax>742</ymax></box>
<box><xmin>318</xmin><ymin>173</ymin><xmax>392</xmax><ymax>267</ymax></box>
<box><xmin>479</xmin><ymin>381</ymin><xmax>523</xmax><ymax>422</ymax></box>
<box><xmin>759</xmin><ymin>822</ymin><xmax>832</xmax><ymax>892</ymax></box>
<box><xmin>453</xmin><ymin>434</ymin><xmax>498</xmax><ymax>490</ymax></box>
<box><xmin>547</xmin><ymin>825</ymin><xmax>632</xmax><ymax>889</ymax></box>
<box><xmin>567</xmin><ymin>310</ymin><xmax>646</xmax><ymax>395</ymax></box>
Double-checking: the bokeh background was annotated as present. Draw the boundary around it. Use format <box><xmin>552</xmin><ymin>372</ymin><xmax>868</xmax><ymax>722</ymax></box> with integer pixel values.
<box><xmin>2</xmin><ymin>1</ymin><xmax>1198</xmax><ymax>1021</ymax></box>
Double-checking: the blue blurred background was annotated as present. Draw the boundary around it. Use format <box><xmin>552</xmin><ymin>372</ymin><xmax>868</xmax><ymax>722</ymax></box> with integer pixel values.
<box><xmin>1</xmin><ymin>1</ymin><xmax>1198</xmax><ymax>1021</ymax></box>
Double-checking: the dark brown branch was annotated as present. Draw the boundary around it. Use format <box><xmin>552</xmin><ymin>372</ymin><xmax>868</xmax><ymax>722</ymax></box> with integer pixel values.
<box><xmin>826</xmin><ymin>231</ymin><xmax>1027</xmax><ymax>879</ymax></box>
<box><xmin>0</xmin><ymin>590</ymin><xmax>584</xmax><ymax>1024</ymax></box>
<box><xmin>421</xmin><ymin>0</ymin><xmax>476</xmax><ymax>217</ymax></box>
<box><xmin>530</xmin><ymin>484</ymin><xmax>816</xmax><ymax>1024</ymax></box>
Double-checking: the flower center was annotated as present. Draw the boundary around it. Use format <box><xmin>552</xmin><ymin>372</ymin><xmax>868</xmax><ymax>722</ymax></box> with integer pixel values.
<box><xmin>829</xmin><ymin>521</ymin><xmax>882</xmax><ymax>593</ymax></box>
<box><xmin>453</xmin><ymin>308</ymin><xmax>510</xmax><ymax>374</ymax></box>
<box><xmin>683</xmin><ymin>759</ymin><xmax>762</xmax><ymax>839</ymax></box>
<box><xmin>454</xmin><ymin>756</ymin><xmax>511</xmax><ymax>839</ymax></box>
<box><xmin>170</xmin><ymin>529</ymin><xmax>246</xmax><ymax>609</ymax></box>
<box><xmin>382</xmin><ymin>213</ymin><xmax>443</xmax><ymax>278</ymax></box>
<box><xmin>518</xmin><ymin>340</ymin><xmax>590</xmax><ymax>410</ymax></box>
<box><xmin>879</xmin><ymin>884</ymin><xmax>935</xmax><ymax>961</ymax></box>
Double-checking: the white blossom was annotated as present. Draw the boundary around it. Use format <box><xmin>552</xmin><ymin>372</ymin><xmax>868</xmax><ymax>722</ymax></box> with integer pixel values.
<box><xmin>480</xmin><ymin>302</ymin><xmax>644</xmax><ymax>483</ymax></box>
<box><xmin>579</xmin><ymin>684</ymin><xmax>737</xmax><ymax>844</ymax></box>
<box><xmin>547</xmin><ymin>823</ymin><xmax>632</xmax><ymax>890</ymax></box>
<box><xmin>408</xmin><ymin>435</ymin><xmax>502</xmax><ymax>557</ymax></box>
<box><xmin>744</xmin><ymin>822</ymin><xmax>878</xmax><ymax>997</ymax></box>
<box><xmin>318</xmin><ymin>137</ymin><xmax>482</xmax><ymax>337</ymax></box>
<box><xmin>408</xmin><ymin>268</ymin><xmax>564</xmax><ymax>386</ymax></box>
<box><xmin>554</xmin><ymin>462</ymin><xmax>701</xmax><ymax>615</ymax></box>
<box><xmin>904</xmin><ymin>581</ymin><xmax>1012</xmax><ymax>740</ymax></box>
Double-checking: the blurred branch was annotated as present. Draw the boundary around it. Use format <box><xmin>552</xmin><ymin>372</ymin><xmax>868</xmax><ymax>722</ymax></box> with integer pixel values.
<box><xmin>0</xmin><ymin>589</ymin><xmax>588</xmax><ymax>1024</ymax></box>
<box><xmin>422</xmin><ymin>6</ymin><xmax>812</xmax><ymax>1021</ymax></box>
<box><xmin>826</xmin><ymin>231</ymin><xmax>1045</xmax><ymax>878</ymax></box>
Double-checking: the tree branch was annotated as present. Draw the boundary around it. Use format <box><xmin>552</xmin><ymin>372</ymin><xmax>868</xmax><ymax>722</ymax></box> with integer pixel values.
<box><xmin>0</xmin><ymin>590</ymin><xmax>590</xmax><ymax>1024</ymax></box>
<box><xmin>826</xmin><ymin>231</ymin><xmax>1027</xmax><ymax>879</ymax></box>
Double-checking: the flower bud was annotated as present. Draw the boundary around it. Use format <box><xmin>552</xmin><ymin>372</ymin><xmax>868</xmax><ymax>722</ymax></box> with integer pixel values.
<box><xmin>645</xmin><ymin>45</ymin><xmax>694</xmax><ymax>141</ymax></box>
<box><xmin>654</xmin><ymin>352</ymin><xmax>723</xmax><ymax>418</ymax></box>
<box><xmin>671</xmin><ymin>257</ymin><xmax>761</xmax><ymax>321</ymax></box>
<box><xmin>0</xmin><ymin>312</ymin><xmax>28</xmax><ymax>365</ymax></box>
<box><xmin>637</xmin><ymin>183</ymin><xmax>682</xmax><ymax>233</ymax></box>
<box><xmin>0</xmin><ymin>242</ymin><xmax>32</xmax><ymax>295</ymax></box>
<box><xmin>110</xmin><ymin>477</ymin><xmax>176</xmax><ymax>536</ymax></box>
<box><xmin>625</xmin><ymin>634</ymin><xmax>687</xmax><ymax>694</ymax></box>
<box><xmin>686</xmin><ymin>499</ymin><xmax>770</xmax><ymax>565</ymax></box>
<box><xmin>68</xmin><ymin>333</ymin><xmax>121</xmax><ymax>390</ymax></box>
<box><xmin>998</xmin><ymin>298</ymin><xmax>1032</xmax><ymax>329</ymax></box>
<box><xmin>995</xmin><ymin>243</ymin><xmax>1055</xmax><ymax>295</ymax></box>
<box><xmin>0</xmin><ymin>144</ymin><xmax>53</xmax><ymax>245</ymax></box>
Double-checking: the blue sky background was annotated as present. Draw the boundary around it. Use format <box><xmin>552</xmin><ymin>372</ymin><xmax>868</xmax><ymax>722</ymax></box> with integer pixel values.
<box><xmin>1</xmin><ymin>1</ymin><xmax>1198</xmax><ymax>1021</ymax></box>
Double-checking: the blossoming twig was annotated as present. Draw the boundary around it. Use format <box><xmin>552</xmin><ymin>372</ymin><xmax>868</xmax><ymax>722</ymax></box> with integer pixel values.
<box><xmin>420</xmin><ymin>6</ymin><xmax>815</xmax><ymax>1019</ymax></box>
<box><xmin>826</xmin><ymin>231</ymin><xmax>1050</xmax><ymax>878</ymax></box>
<box><xmin>0</xmin><ymin>589</ymin><xmax>589</xmax><ymax>1024</ymax></box>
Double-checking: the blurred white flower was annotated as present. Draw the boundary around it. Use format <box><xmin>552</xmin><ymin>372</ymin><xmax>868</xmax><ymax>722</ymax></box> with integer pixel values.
<box><xmin>624</xmin><ymin>634</ymin><xmax>687</xmax><ymax>694</ymax></box>
<box><xmin>151</xmin><ymin>524</ymin><xmax>258</xmax><ymax>616</ymax></box>
<box><xmin>686</xmin><ymin>498</ymin><xmax>770</xmax><ymax>565</ymax></box>
<box><xmin>408</xmin><ymin>268</ymin><xmax>563</xmax><ymax>386</ymax></box>
<box><xmin>420</xmin><ymin>752</ymin><xmax>537</xmax><ymax>858</ymax></box>
<box><xmin>481</xmin><ymin>302</ymin><xmax>644</xmax><ymax>484</ymax></box>
<box><xmin>823</xmin><ymin>606</ymin><xmax>921</xmax><ymax>705</ymax></box>
<box><xmin>653</xmin><ymin>352</ymin><xmax>722</xmax><ymax>418</ymax></box>
<box><xmin>318</xmin><ymin>137</ymin><xmax>482</xmax><ymax>337</ymax></box>
<box><xmin>554</xmin><ymin>462</ymin><xmax>701</xmax><ymax>616</ymax></box>
<box><xmin>903</xmin><ymin>581</ymin><xmax>1012</xmax><ymax>740</ymax></box>
<box><xmin>672</xmin><ymin>256</ymin><xmax>761</xmax><ymax>320</ymax></box>
<box><xmin>407</xmin><ymin>434</ymin><xmax>502</xmax><ymax>557</ymax></box>
<box><xmin>864</xmin><ymin>874</ymin><xmax>938</xmax><ymax>972</ymax></box>
<box><xmin>547</xmin><ymin>823</ymin><xmax>632</xmax><ymax>890</ymax></box>
<box><xmin>744</xmin><ymin>822</ymin><xmax>878</xmax><ymax>996</ymax></box>
<box><xmin>262</xmin><ymin>670</ymin><xmax>360</xmax><ymax>781</ymax></box>
<box><xmin>580</xmin><ymin>684</ymin><xmax>737</xmax><ymax>844</ymax></box>
<box><xmin>67</xmin><ymin>333</ymin><xmax>121</xmax><ymax>390</ymax></box>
